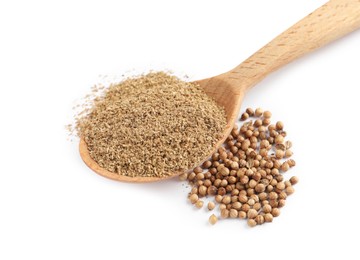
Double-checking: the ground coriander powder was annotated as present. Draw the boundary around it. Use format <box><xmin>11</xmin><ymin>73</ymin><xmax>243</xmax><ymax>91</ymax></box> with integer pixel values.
<box><xmin>75</xmin><ymin>72</ymin><xmax>227</xmax><ymax>178</ymax></box>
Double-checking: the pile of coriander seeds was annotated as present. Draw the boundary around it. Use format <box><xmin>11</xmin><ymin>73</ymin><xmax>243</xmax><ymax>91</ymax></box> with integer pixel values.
<box><xmin>181</xmin><ymin>108</ymin><xmax>298</xmax><ymax>227</ymax></box>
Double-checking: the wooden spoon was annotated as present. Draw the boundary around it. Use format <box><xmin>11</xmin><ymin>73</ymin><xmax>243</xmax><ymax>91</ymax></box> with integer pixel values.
<box><xmin>80</xmin><ymin>0</ymin><xmax>360</xmax><ymax>182</ymax></box>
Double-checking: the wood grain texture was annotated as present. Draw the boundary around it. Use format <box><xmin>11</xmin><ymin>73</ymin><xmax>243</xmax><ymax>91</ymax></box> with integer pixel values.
<box><xmin>80</xmin><ymin>0</ymin><xmax>360</xmax><ymax>183</ymax></box>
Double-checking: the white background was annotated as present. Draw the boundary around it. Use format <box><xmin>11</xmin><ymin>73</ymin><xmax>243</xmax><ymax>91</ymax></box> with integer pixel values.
<box><xmin>1</xmin><ymin>0</ymin><xmax>359</xmax><ymax>259</ymax></box>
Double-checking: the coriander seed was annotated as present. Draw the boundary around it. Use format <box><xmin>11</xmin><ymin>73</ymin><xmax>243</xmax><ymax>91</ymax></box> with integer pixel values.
<box><xmin>246</xmin><ymin>108</ymin><xmax>255</xmax><ymax>116</ymax></box>
<box><xmin>290</xmin><ymin>176</ymin><xmax>299</xmax><ymax>185</ymax></box>
<box><xmin>275</xmin><ymin>121</ymin><xmax>284</xmax><ymax>130</ymax></box>
<box><xmin>221</xmin><ymin>209</ymin><xmax>230</xmax><ymax>219</ymax></box>
<box><xmin>247</xmin><ymin>219</ymin><xmax>257</xmax><ymax>227</ymax></box>
<box><xmin>264</xmin><ymin>213</ymin><xmax>273</xmax><ymax>222</ymax></box>
<box><xmin>247</xmin><ymin>209</ymin><xmax>258</xmax><ymax>219</ymax></box>
<box><xmin>241</xmin><ymin>112</ymin><xmax>249</xmax><ymax>121</ymax></box>
<box><xmin>263</xmin><ymin>111</ymin><xmax>272</xmax><ymax>118</ymax></box>
<box><xmin>209</xmin><ymin>214</ymin><xmax>218</xmax><ymax>225</ymax></box>
<box><xmin>195</xmin><ymin>200</ymin><xmax>204</xmax><ymax>209</ymax></box>
<box><xmin>208</xmin><ymin>201</ymin><xmax>216</xmax><ymax>211</ymax></box>
<box><xmin>271</xmin><ymin>208</ymin><xmax>280</xmax><ymax>217</ymax></box>
<box><xmin>255</xmin><ymin>108</ymin><xmax>263</xmax><ymax>117</ymax></box>
<box><xmin>229</xmin><ymin>209</ymin><xmax>238</xmax><ymax>218</ymax></box>
<box><xmin>189</xmin><ymin>194</ymin><xmax>199</xmax><ymax>204</ymax></box>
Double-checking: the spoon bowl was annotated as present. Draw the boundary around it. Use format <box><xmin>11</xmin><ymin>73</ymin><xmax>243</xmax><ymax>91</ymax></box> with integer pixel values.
<box><xmin>80</xmin><ymin>0</ymin><xmax>360</xmax><ymax>182</ymax></box>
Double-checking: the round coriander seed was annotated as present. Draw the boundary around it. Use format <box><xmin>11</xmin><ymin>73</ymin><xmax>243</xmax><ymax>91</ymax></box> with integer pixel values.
<box><xmin>271</xmin><ymin>208</ymin><xmax>280</xmax><ymax>217</ymax></box>
<box><xmin>221</xmin><ymin>209</ymin><xmax>230</xmax><ymax>219</ymax></box>
<box><xmin>241</xmin><ymin>112</ymin><xmax>249</xmax><ymax>121</ymax></box>
<box><xmin>290</xmin><ymin>176</ymin><xmax>299</xmax><ymax>185</ymax></box>
<box><xmin>285</xmin><ymin>150</ymin><xmax>293</xmax><ymax>158</ymax></box>
<box><xmin>195</xmin><ymin>200</ymin><xmax>204</xmax><ymax>209</ymax></box>
<box><xmin>280</xmin><ymin>162</ymin><xmax>290</xmax><ymax>172</ymax></box>
<box><xmin>255</xmin><ymin>108</ymin><xmax>263</xmax><ymax>117</ymax></box>
<box><xmin>232</xmin><ymin>201</ymin><xmax>242</xmax><ymax>210</ymax></box>
<box><xmin>263</xmin><ymin>111</ymin><xmax>272</xmax><ymax>118</ymax></box>
<box><xmin>229</xmin><ymin>209</ymin><xmax>238</xmax><ymax>218</ymax></box>
<box><xmin>247</xmin><ymin>209</ymin><xmax>258</xmax><ymax>219</ymax></box>
<box><xmin>189</xmin><ymin>194</ymin><xmax>199</xmax><ymax>204</ymax></box>
<box><xmin>255</xmin><ymin>215</ymin><xmax>265</xmax><ymax>225</ymax></box>
<box><xmin>275</xmin><ymin>134</ymin><xmax>284</xmax><ymax>144</ymax></box>
<box><xmin>275</xmin><ymin>149</ymin><xmax>285</xmax><ymax>159</ymax></box>
<box><xmin>264</xmin><ymin>213</ymin><xmax>273</xmax><ymax>222</ymax></box>
<box><xmin>247</xmin><ymin>219</ymin><xmax>257</xmax><ymax>227</ymax></box>
<box><xmin>275</xmin><ymin>121</ymin><xmax>284</xmax><ymax>130</ymax></box>
<box><xmin>208</xmin><ymin>201</ymin><xmax>216</xmax><ymax>211</ymax></box>
<box><xmin>209</xmin><ymin>214</ymin><xmax>218</xmax><ymax>225</ymax></box>
<box><xmin>286</xmin><ymin>186</ymin><xmax>295</xmax><ymax>195</ymax></box>
<box><xmin>263</xmin><ymin>204</ymin><xmax>272</xmax><ymax>213</ymax></box>
<box><xmin>202</xmin><ymin>160</ymin><xmax>212</xmax><ymax>169</ymax></box>
<box><xmin>246</xmin><ymin>108</ymin><xmax>255</xmax><ymax>116</ymax></box>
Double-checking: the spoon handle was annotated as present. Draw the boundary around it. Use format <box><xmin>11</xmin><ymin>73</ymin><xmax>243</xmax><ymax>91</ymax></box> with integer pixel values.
<box><xmin>228</xmin><ymin>0</ymin><xmax>360</xmax><ymax>89</ymax></box>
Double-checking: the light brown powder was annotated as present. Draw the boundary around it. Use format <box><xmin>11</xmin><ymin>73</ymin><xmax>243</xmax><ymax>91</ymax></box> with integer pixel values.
<box><xmin>76</xmin><ymin>72</ymin><xmax>226</xmax><ymax>178</ymax></box>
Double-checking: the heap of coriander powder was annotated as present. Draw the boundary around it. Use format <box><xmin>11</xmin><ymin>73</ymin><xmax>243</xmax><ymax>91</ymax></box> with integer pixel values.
<box><xmin>76</xmin><ymin>72</ymin><xmax>227</xmax><ymax>178</ymax></box>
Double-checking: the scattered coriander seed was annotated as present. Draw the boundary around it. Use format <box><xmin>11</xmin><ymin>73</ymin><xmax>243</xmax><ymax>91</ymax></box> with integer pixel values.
<box><xmin>194</xmin><ymin>166</ymin><xmax>203</xmax><ymax>174</ymax></box>
<box><xmin>198</xmin><ymin>185</ymin><xmax>207</xmax><ymax>197</ymax></box>
<box><xmin>196</xmin><ymin>172</ymin><xmax>205</xmax><ymax>180</ymax></box>
<box><xmin>208</xmin><ymin>201</ymin><xmax>216</xmax><ymax>211</ymax></box>
<box><xmin>189</xmin><ymin>194</ymin><xmax>199</xmax><ymax>204</ymax></box>
<box><xmin>276</xmin><ymin>182</ymin><xmax>286</xmax><ymax>190</ymax></box>
<box><xmin>230</xmin><ymin>209</ymin><xmax>238</xmax><ymax>218</ymax></box>
<box><xmin>280</xmin><ymin>162</ymin><xmax>290</xmax><ymax>172</ymax></box>
<box><xmin>271</xmin><ymin>208</ymin><xmax>280</xmax><ymax>217</ymax></box>
<box><xmin>264</xmin><ymin>213</ymin><xmax>273</xmax><ymax>222</ymax></box>
<box><xmin>255</xmin><ymin>108</ymin><xmax>263</xmax><ymax>117</ymax></box>
<box><xmin>238</xmin><ymin>211</ymin><xmax>247</xmax><ymax>219</ymax></box>
<box><xmin>255</xmin><ymin>183</ymin><xmax>266</xmax><ymax>193</ymax></box>
<box><xmin>185</xmin><ymin>108</ymin><xmax>297</xmax><ymax>228</ymax></box>
<box><xmin>219</xmin><ymin>204</ymin><xmax>227</xmax><ymax>210</ymax></box>
<box><xmin>209</xmin><ymin>214</ymin><xmax>218</xmax><ymax>225</ymax></box>
<box><xmin>254</xmin><ymin>119</ymin><xmax>263</xmax><ymax>127</ymax></box>
<box><xmin>255</xmin><ymin>215</ymin><xmax>265</xmax><ymax>225</ymax></box>
<box><xmin>269</xmin><ymin>192</ymin><xmax>278</xmax><ymax>200</ymax></box>
<box><xmin>195</xmin><ymin>200</ymin><xmax>204</xmax><ymax>209</ymax></box>
<box><xmin>278</xmin><ymin>199</ymin><xmax>286</xmax><ymax>208</ymax></box>
<box><xmin>215</xmin><ymin>195</ymin><xmax>223</xmax><ymax>203</ymax></box>
<box><xmin>275</xmin><ymin>134</ymin><xmax>284</xmax><ymax>144</ymax></box>
<box><xmin>285</xmin><ymin>186</ymin><xmax>295</xmax><ymax>195</ymax></box>
<box><xmin>202</xmin><ymin>161</ymin><xmax>212</xmax><ymax>169</ymax></box>
<box><xmin>290</xmin><ymin>176</ymin><xmax>299</xmax><ymax>185</ymax></box>
<box><xmin>247</xmin><ymin>209</ymin><xmax>258</xmax><ymax>219</ymax></box>
<box><xmin>247</xmin><ymin>219</ymin><xmax>257</xmax><ymax>227</ymax></box>
<box><xmin>232</xmin><ymin>201</ymin><xmax>242</xmax><ymax>210</ymax></box>
<box><xmin>262</xmin><ymin>118</ymin><xmax>271</xmax><ymax>126</ymax></box>
<box><xmin>285</xmin><ymin>141</ymin><xmax>292</xmax><ymax>149</ymax></box>
<box><xmin>188</xmin><ymin>172</ymin><xmax>196</xmax><ymax>181</ymax></box>
<box><xmin>221</xmin><ymin>209</ymin><xmax>230</xmax><ymax>219</ymax></box>
<box><xmin>191</xmin><ymin>187</ymin><xmax>198</xmax><ymax>194</ymax></box>
<box><xmin>285</xmin><ymin>150</ymin><xmax>293</xmax><ymax>158</ymax></box>
<box><xmin>287</xmin><ymin>159</ymin><xmax>296</xmax><ymax>167</ymax></box>
<box><xmin>275</xmin><ymin>121</ymin><xmax>284</xmax><ymax>130</ymax></box>
<box><xmin>222</xmin><ymin>196</ymin><xmax>231</xmax><ymax>205</ymax></box>
<box><xmin>263</xmin><ymin>111</ymin><xmax>272</xmax><ymax>118</ymax></box>
<box><xmin>253</xmin><ymin>202</ymin><xmax>261</xmax><ymax>211</ymax></box>
<box><xmin>247</xmin><ymin>198</ymin><xmax>256</xmax><ymax>206</ymax></box>
<box><xmin>246</xmin><ymin>108</ymin><xmax>255</xmax><ymax>116</ymax></box>
<box><xmin>241</xmin><ymin>112</ymin><xmax>249</xmax><ymax>121</ymax></box>
<box><xmin>275</xmin><ymin>149</ymin><xmax>285</xmax><ymax>159</ymax></box>
<box><xmin>263</xmin><ymin>204</ymin><xmax>272</xmax><ymax>214</ymax></box>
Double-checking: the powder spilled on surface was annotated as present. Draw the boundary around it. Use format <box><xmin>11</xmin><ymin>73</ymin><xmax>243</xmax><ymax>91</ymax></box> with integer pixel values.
<box><xmin>76</xmin><ymin>72</ymin><xmax>227</xmax><ymax>178</ymax></box>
